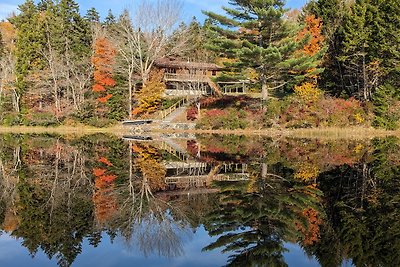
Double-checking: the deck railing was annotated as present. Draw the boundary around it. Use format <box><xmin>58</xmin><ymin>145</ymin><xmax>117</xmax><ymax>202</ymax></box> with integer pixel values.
<box><xmin>164</xmin><ymin>73</ymin><xmax>209</xmax><ymax>82</ymax></box>
<box><xmin>158</xmin><ymin>97</ymin><xmax>189</xmax><ymax>120</ymax></box>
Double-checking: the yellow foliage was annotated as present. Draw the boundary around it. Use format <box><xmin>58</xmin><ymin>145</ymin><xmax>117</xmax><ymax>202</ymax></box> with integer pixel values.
<box><xmin>244</xmin><ymin>68</ymin><xmax>259</xmax><ymax>81</ymax></box>
<box><xmin>353</xmin><ymin>144</ymin><xmax>364</xmax><ymax>154</ymax></box>
<box><xmin>294</xmin><ymin>82</ymin><xmax>323</xmax><ymax>103</ymax></box>
<box><xmin>133</xmin><ymin>71</ymin><xmax>165</xmax><ymax>116</ymax></box>
<box><xmin>353</xmin><ymin>113</ymin><xmax>364</xmax><ymax>124</ymax></box>
<box><xmin>0</xmin><ymin>22</ymin><xmax>16</xmax><ymax>51</ymax></box>
<box><xmin>133</xmin><ymin>144</ymin><xmax>167</xmax><ymax>191</ymax></box>
<box><xmin>294</xmin><ymin>164</ymin><xmax>320</xmax><ymax>182</ymax></box>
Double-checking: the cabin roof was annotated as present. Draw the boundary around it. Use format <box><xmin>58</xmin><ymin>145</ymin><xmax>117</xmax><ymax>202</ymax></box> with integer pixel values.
<box><xmin>155</xmin><ymin>58</ymin><xmax>222</xmax><ymax>71</ymax></box>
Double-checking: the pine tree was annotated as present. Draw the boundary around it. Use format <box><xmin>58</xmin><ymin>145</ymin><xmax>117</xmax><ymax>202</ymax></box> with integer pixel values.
<box><xmin>85</xmin><ymin>7</ymin><xmax>100</xmax><ymax>23</ymax></box>
<box><xmin>339</xmin><ymin>1</ymin><xmax>372</xmax><ymax>100</ymax></box>
<box><xmin>204</xmin><ymin>0</ymin><xmax>324</xmax><ymax>101</ymax></box>
<box><xmin>9</xmin><ymin>0</ymin><xmax>43</xmax><ymax>111</ymax></box>
<box><xmin>103</xmin><ymin>9</ymin><xmax>116</xmax><ymax>26</ymax></box>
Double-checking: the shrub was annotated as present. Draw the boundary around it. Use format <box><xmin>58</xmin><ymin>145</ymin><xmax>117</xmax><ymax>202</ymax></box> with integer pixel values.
<box><xmin>294</xmin><ymin>82</ymin><xmax>323</xmax><ymax>103</ymax></box>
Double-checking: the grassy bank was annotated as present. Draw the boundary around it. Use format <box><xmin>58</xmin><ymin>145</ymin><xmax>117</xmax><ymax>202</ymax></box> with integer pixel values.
<box><xmin>153</xmin><ymin>126</ymin><xmax>399</xmax><ymax>140</ymax></box>
<box><xmin>0</xmin><ymin>124</ymin><xmax>398</xmax><ymax>140</ymax></box>
<box><xmin>0</xmin><ymin>125</ymin><xmax>125</xmax><ymax>135</ymax></box>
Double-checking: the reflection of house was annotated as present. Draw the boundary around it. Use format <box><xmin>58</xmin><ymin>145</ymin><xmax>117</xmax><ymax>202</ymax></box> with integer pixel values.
<box><xmin>164</xmin><ymin>161</ymin><xmax>249</xmax><ymax>189</ymax></box>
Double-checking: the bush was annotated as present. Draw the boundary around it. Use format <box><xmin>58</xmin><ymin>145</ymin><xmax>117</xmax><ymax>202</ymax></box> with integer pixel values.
<box><xmin>197</xmin><ymin>108</ymin><xmax>249</xmax><ymax>130</ymax></box>
<box><xmin>1</xmin><ymin>113</ymin><xmax>23</xmax><ymax>126</ymax></box>
<box><xmin>264</xmin><ymin>95</ymin><xmax>370</xmax><ymax>128</ymax></box>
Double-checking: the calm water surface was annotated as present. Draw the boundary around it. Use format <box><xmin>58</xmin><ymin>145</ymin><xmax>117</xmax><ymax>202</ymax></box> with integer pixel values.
<box><xmin>0</xmin><ymin>134</ymin><xmax>398</xmax><ymax>267</ymax></box>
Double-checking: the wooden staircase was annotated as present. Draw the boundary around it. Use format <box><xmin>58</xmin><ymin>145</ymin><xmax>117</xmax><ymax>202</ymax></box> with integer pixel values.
<box><xmin>157</xmin><ymin>97</ymin><xmax>200</xmax><ymax>121</ymax></box>
<box><xmin>206</xmin><ymin>78</ymin><xmax>223</xmax><ymax>96</ymax></box>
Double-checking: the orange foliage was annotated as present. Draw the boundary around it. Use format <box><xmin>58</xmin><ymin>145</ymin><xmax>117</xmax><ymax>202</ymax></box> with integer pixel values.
<box><xmin>92</xmin><ymin>156</ymin><xmax>118</xmax><ymax>225</ymax></box>
<box><xmin>100</xmin><ymin>175</ymin><xmax>117</xmax><ymax>183</ymax></box>
<box><xmin>296</xmin><ymin>208</ymin><xmax>322</xmax><ymax>246</ymax></box>
<box><xmin>133</xmin><ymin>143</ymin><xmax>167</xmax><ymax>191</ymax></box>
<box><xmin>298</xmin><ymin>15</ymin><xmax>324</xmax><ymax>56</ymax></box>
<box><xmin>0</xmin><ymin>22</ymin><xmax>16</xmax><ymax>50</ymax></box>
<box><xmin>92</xmin><ymin>37</ymin><xmax>116</xmax><ymax>103</ymax></box>
<box><xmin>97</xmin><ymin>94</ymin><xmax>113</xmax><ymax>103</ymax></box>
<box><xmin>92</xmin><ymin>84</ymin><xmax>106</xmax><ymax>92</ymax></box>
<box><xmin>93</xmin><ymin>168</ymin><xmax>107</xmax><ymax>177</ymax></box>
<box><xmin>99</xmin><ymin>157</ymin><xmax>113</xmax><ymax>166</ymax></box>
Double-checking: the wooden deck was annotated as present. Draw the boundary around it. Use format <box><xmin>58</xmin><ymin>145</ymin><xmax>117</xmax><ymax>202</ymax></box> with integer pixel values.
<box><xmin>164</xmin><ymin>73</ymin><xmax>249</xmax><ymax>96</ymax></box>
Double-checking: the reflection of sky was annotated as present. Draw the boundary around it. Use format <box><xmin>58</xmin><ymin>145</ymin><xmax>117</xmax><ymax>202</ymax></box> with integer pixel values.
<box><xmin>0</xmin><ymin>226</ymin><xmax>230</xmax><ymax>267</ymax></box>
<box><xmin>0</xmin><ymin>228</ymin><xmax>335</xmax><ymax>267</ymax></box>
<box><xmin>284</xmin><ymin>243</ymin><xmax>320</xmax><ymax>267</ymax></box>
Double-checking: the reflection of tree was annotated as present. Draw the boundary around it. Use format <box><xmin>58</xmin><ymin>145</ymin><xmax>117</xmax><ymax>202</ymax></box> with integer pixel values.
<box><xmin>203</xmin><ymin>163</ymin><xmax>324</xmax><ymax>267</ymax></box>
<box><xmin>309</xmin><ymin>137</ymin><xmax>400</xmax><ymax>267</ymax></box>
<box><xmin>13</xmin><ymin>144</ymin><xmax>95</xmax><ymax>267</ymax></box>
<box><xmin>103</xmin><ymin>141</ymin><xmax>190</xmax><ymax>258</ymax></box>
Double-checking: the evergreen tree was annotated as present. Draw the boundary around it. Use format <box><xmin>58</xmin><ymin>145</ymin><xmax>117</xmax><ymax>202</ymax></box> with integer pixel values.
<box><xmin>85</xmin><ymin>7</ymin><xmax>100</xmax><ymax>23</ymax></box>
<box><xmin>8</xmin><ymin>0</ymin><xmax>43</xmax><ymax>111</ymax></box>
<box><xmin>103</xmin><ymin>9</ymin><xmax>116</xmax><ymax>26</ymax></box>
<box><xmin>204</xmin><ymin>0</ymin><xmax>324</xmax><ymax>101</ymax></box>
<box><xmin>339</xmin><ymin>1</ymin><xmax>372</xmax><ymax>100</ymax></box>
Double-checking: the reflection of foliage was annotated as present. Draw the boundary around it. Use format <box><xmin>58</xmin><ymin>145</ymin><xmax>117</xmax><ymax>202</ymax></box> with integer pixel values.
<box><xmin>203</xmin><ymin>163</ymin><xmax>324</xmax><ymax>266</ymax></box>
<box><xmin>132</xmin><ymin>143</ymin><xmax>166</xmax><ymax>191</ymax></box>
<box><xmin>0</xmin><ymin>134</ymin><xmax>399</xmax><ymax>267</ymax></box>
<box><xmin>93</xmin><ymin>157</ymin><xmax>118</xmax><ymax>226</ymax></box>
<box><xmin>294</xmin><ymin>164</ymin><xmax>320</xmax><ymax>182</ymax></box>
<box><xmin>311</xmin><ymin>138</ymin><xmax>400</xmax><ymax>266</ymax></box>
<box><xmin>13</xmin><ymin>144</ymin><xmax>95</xmax><ymax>267</ymax></box>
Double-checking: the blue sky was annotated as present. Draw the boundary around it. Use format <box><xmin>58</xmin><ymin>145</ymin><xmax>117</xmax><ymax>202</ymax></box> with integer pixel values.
<box><xmin>0</xmin><ymin>0</ymin><xmax>308</xmax><ymax>21</ymax></box>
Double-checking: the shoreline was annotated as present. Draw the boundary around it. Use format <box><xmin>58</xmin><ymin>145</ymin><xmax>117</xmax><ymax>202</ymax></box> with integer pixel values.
<box><xmin>0</xmin><ymin>125</ymin><xmax>398</xmax><ymax>139</ymax></box>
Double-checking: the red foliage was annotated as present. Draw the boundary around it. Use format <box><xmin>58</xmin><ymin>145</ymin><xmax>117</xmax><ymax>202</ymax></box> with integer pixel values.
<box><xmin>187</xmin><ymin>140</ymin><xmax>199</xmax><ymax>156</ymax></box>
<box><xmin>187</xmin><ymin>106</ymin><xmax>198</xmax><ymax>121</ymax></box>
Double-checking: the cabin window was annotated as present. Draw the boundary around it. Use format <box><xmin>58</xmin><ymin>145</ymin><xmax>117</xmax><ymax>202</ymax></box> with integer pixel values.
<box><xmin>212</xmin><ymin>70</ymin><xmax>217</xmax><ymax>76</ymax></box>
<box><xmin>166</xmin><ymin>68</ymin><xmax>176</xmax><ymax>74</ymax></box>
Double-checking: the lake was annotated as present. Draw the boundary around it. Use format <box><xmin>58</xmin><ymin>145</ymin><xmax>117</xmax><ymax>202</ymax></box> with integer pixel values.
<box><xmin>0</xmin><ymin>133</ymin><xmax>398</xmax><ymax>267</ymax></box>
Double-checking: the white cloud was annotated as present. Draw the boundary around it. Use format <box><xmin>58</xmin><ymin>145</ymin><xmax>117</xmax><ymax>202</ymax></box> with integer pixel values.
<box><xmin>0</xmin><ymin>3</ymin><xmax>18</xmax><ymax>20</ymax></box>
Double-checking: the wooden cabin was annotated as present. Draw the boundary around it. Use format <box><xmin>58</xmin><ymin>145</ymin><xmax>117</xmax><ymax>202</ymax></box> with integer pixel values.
<box><xmin>154</xmin><ymin>57</ymin><xmax>223</xmax><ymax>96</ymax></box>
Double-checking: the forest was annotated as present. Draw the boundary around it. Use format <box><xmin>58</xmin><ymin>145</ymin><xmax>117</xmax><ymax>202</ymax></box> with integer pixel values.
<box><xmin>0</xmin><ymin>0</ymin><xmax>399</xmax><ymax>129</ymax></box>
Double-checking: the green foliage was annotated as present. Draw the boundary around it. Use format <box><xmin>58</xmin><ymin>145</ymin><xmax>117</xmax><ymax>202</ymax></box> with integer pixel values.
<box><xmin>197</xmin><ymin>108</ymin><xmax>249</xmax><ymax>130</ymax></box>
<box><xmin>372</xmin><ymin>83</ymin><xmax>400</xmax><ymax>130</ymax></box>
<box><xmin>204</xmin><ymin>0</ymin><xmax>325</xmax><ymax>99</ymax></box>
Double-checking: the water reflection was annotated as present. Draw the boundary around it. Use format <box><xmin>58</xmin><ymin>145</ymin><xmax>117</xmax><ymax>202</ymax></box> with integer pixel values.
<box><xmin>0</xmin><ymin>134</ymin><xmax>399</xmax><ymax>266</ymax></box>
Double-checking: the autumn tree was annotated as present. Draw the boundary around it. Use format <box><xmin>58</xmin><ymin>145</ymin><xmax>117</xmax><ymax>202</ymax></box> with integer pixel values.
<box><xmin>132</xmin><ymin>71</ymin><xmax>165</xmax><ymax>118</ymax></box>
<box><xmin>113</xmin><ymin>0</ymin><xmax>188</xmax><ymax>116</ymax></box>
<box><xmin>92</xmin><ymin>36</ymin><xmax>116</xmax><ymax>105</ymax></box>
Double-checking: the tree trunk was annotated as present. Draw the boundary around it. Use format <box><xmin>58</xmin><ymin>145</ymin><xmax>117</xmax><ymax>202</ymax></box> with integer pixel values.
<box><xmin>11</xmin><ymin>88</ymin><xmax>20</xmax><ymax>113</ymax></box>
<box><xmin>262</xmin><ymin>82</ymin><xmax>268</xmax><ymax>101</ymax></box>
<box><xmin>128</xmin><ymin>77</ymin><xmax>133</xmax><ymax>119</ymax></box>
<box><xmin>261</xmin><ymin>71</ymin><xmax>268</xmax><ymax>102</ymax></box>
